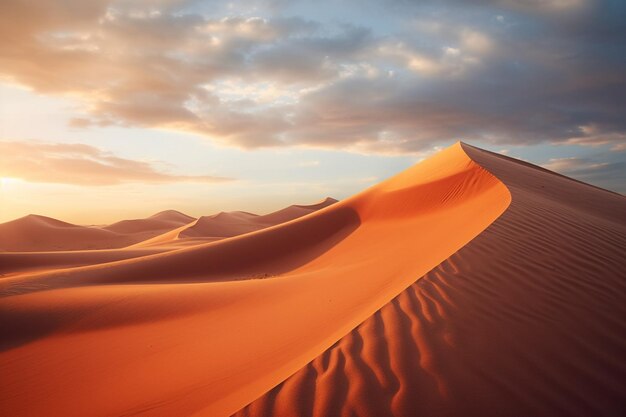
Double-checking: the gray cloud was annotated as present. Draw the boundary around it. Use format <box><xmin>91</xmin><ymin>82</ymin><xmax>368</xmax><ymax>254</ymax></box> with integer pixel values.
<box><xmin>0</xmin><ymin>0</ymin><xmax>624</xmax><ymax>153</ymax></box>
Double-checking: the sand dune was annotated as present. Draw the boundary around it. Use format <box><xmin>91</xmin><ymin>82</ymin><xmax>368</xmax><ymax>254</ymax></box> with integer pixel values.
<box><xmin>177</xmin><ymin>197</ymin><xmax>337</xmax><ymax>239</ymax></box>
<box><xmin>103</xmin><ymin>210</ymin><xmax>195</xmax><ymax>234</ymax></box>
<box><xmin>179</xmin><ymin>211</ymin><xmax>262</xmax><ymax>238</ymax></box>
<box><xmin>0</xmin><ymin>214</ymin><xmax>125</xmax><ymax>252</ymax></box>
<box><xmin>251</xmin><ymin>197</ymin><xmax>338</xmax><ymax>225</ymax></box>
<box><xmin>1</xmin><ymin>142</ymin><xmax>624</xmax><ymax>417</ymax></box>
<box><xmin>0</xmin><ymin>210</ymin><xmax>197</xmax><ymax>252</ymax></box>
<box><xmin>0</xmin><ymin>201</ymin><xmax>336</xmax><ymax>276</ymax></box>
<box><xmin>132</xmin><ymin>197</ymin><xmax>337</xmax><ymax>248</ymax></box>
<box><xmin>0</xmin><ymin>247</ymin><xmax>168</xmax><ymax>277</ymax></box>
<box><xmin>234</xmin><ymin>143</ymin><xmax>626</xmax><ymax>417</ymax></box>
<box><xmin>0</xmin><ymin>143</ymin><xmax>509</xmax><ymax>416</ymax></box>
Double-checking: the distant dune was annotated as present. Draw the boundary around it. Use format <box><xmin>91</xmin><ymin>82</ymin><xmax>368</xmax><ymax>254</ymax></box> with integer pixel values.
<box><xmin>1</xmin><ymin>143</ymin><xmax>624</xmax><ymax>417</ymax></box>
<box><xmin>135</xmin><ymin>197</ymin><xmax>337</xmax><ymax>247</ymax></box>
<box><xmin>179</xmin><ymin>197</ymin><xmax>337</xmax><ymax>239</ymax></box>
<box><xmin>0</xmin><ymin>214</ymin><xmax>125</xmax><ymax>252</ymax></box>
<box><xmin>0</xmin><ymin>201</ymin><xmax>336</xmax><ymax>273</ymax></box>
<box><xmin>103</xmin><ymin>210</ymin><xmax>195</xmax><ymax>234</ymax></box>
<box><xmin>0</xmin><ymin>211</ymin><xmax>196</xmax><ymax>252</ymax></box>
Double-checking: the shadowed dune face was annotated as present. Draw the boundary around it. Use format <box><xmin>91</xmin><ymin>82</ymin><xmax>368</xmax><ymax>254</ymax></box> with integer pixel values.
<box><xmin>0</xmin><ymin>204</ymin><xmax>361</xmax><ymax>297</ymax></box>
<box><xmin>131</xmin><ymin>197</ymin><xmax>337</xmax><ymax>247</ymax></box>
<box><xmin>179</xmin><ymin>212</ymin><xmax>261</xmax><ymax>238</ymax></box>
<box><xmin>0</xmin><ymin>199</ymin><xmax>337</xmax><ymax>276</ymax></box>
<box><xmin>0</xmin><ymin>248</ymin><xmax>168</xmax><ymax>277</ymax></box>
<box><xmin>234</xmin><ymin>144</ymin><xmax>626</xmax><ymax>417</ymax></box>
<box><xmin>176</xmin><ymin>198</ymin><xmax>338</xmax><ymax>239</ymax></box>
<box><xmin>0</xmin><ymin>143</ymin><xmax>511</xmax><ymax>417</ymax></box>
<box><xmin>103</xmin><ymin>210</ymin><xmax>195</xmax><ymax>234</ymax></box>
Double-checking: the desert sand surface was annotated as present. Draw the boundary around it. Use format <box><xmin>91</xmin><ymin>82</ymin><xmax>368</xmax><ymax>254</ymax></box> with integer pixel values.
<box><xmin>0</xmin><ymin>214</ymin><xmax>129</xmax><ymax>252</ymax></box>
<box><xmin>0</xmin><ymin>201</ymin><xmax>335</xmax><ymax>274</ymax></box>
<box><xmin>235</xmin><ymin>143</ymin><xmax>626</xmax><ymax>417</ymax></box>
<box><xmin>103</xmin><ymin>209</ymin><xmax>195</xmax><ymax>234</ymax></box>
<box><xmin>136</xmin><ymin>197</ymin><xmax>338</xmax><ymax>247</ymax></box>
<box><xmin>1</xmin><ymin>142</ymin><xmax>624</xmax><ymax>417</ymax></box>
<box><xmin>0</xmin><ymin>210</ymin><xmax>197</xmax><ymax>252</ymax></box>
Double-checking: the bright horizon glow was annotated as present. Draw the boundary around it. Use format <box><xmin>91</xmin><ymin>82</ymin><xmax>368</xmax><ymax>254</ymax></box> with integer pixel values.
<box><xmin>0</xmin><ymin>0</ymin><xmax>624</xmax><ymax>224</ymax></box>
<box><xmin>1</xmin><ymin>177</ymin><xmax>18</xmax><ymax>185</ymax></box>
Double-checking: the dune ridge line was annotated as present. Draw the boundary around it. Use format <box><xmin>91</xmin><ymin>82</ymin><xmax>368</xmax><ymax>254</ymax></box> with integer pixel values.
<box><xmin>233</xmin><ymin>142</ymin><xmax>626</xmax><ymax>417</ymax></box>
<box><xmin>0</xmin><ymin>142</ymin><xmax>512</xmax><ymax>417</ymax></box>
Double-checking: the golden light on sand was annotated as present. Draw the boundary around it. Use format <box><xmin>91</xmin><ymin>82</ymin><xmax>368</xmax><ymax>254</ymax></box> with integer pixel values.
<box><xmin>0</xmin><ymin>144</ymin><xmax>624</xmax><ymax>417</ymax></box>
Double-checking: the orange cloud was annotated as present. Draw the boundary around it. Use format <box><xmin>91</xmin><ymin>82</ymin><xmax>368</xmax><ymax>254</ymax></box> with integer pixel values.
<box><xmin>0</xmin><ymin>140</ymin><xmax>232</xmax><ymax>185</ymax></box>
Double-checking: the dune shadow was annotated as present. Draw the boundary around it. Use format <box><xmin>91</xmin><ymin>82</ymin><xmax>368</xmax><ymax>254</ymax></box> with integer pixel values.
<box><xmin>0</xmin><ymin>206</ymin><xmax>361</xmax><ymax>352</ymax></box>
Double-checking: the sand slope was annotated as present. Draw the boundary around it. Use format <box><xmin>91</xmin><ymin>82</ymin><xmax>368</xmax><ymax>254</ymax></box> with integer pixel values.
<box><xmin>252</xmin><ymin>197</ymin><xmax>338</xmax><ymax>226</ymax></box>
<box><xmin>0</xmin><ymin>214</ymin><xmax>124</xmax><ymax>252</ymax></box>
<box><xmin>103</xmin><ymin>210</ymin><xmax>195</xmax><ymax>234</ymax></box>
<box><xmin>0</xmin><ymin>247</ymin><xmax>169</xmax><ymax>277</ymax></box>
<box><xmin>234</xmin><ymin>143</ymin><xmax>626</xmax><ymax>417</ymax></box>
<box><xmin>0</xmin><ymin>201</ymin><xmax>336</xmax><ymax>275</ymax></box>
<box><xmin>132</xmin><ymin>198</ymin><xmax>336</xmax><ymax>248</ymax></box>
<box><xmin>0</xmin><ymin>210</ymin><xmax>197</xmax><ymax>252</ymax></box>
<box><xmin>173</xmin><ymin>197</ymin><xmax>337</xmax><ymax>239</ymax></box>
<box><xmin>0</xmin><ymin>143</ymin><xmax>510</xmax><ymax>417</ymax></box>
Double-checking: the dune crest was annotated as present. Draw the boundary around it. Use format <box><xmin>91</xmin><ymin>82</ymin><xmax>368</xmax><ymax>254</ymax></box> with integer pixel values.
<box><xmin>234</xmin><ymin>143</ymin><xmax>626</xmax><ymax>417</ymax></box>
<box><xmin>134</xmin><ymin>197</ymin><xmax>337</xmax><ymax>247</ymax></box>
<box><xmin>0</xmin><ymin>143</ymin><xmax>510</xmax><ymax>417</ymax></box>
<box><xmin>0</xmin><ymin>210</ymin><xmax>197</xmax><ymax>252</ymax></box>
<box><xmin>0</xmin><ymin>214</ymin><xmax>121</xmax><ymax>252</ymax></box>
<box><xmin>103</xmin><ymin>210</ymin><xmax>195</xmax><ymax>234</ymax></box>
<box><xmin>177</xmin><ymin>197</ymin><xmax>337</xmax><ymax>239</ymax></box>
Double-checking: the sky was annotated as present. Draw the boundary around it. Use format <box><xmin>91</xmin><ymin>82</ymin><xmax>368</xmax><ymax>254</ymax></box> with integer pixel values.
<box><xmin>0</xmin><ymin>0</ymin><xmax>624</xmax><ymax>224</ymax></box>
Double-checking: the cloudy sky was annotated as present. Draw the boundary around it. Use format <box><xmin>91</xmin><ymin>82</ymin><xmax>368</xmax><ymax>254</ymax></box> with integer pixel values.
<box><xmin>0</xmin><ymin>0</ymin><xmax>624</xmax><ymax>223</ymax></box>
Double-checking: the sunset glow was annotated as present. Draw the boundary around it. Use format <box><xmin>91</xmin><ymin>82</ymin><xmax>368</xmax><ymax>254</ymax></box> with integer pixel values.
<box><xmin>0</xmin><ymin>0</ymin><xmax>624</xmax><ymax>224</ymax></box>
<box><xmin>1</xmin><ymin>2</ymin><xmax>625</xmax><ymax>417</ymax></box>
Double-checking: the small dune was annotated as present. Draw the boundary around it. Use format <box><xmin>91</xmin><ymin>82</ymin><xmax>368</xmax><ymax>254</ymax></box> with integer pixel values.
<box><xmin>134</xmin><ymin>197</ymin><xmax>337</xmax><ymax>247</ymax></box>
<box><xmin>103</xmin><ymin>210</ymin><xmax>196</xmax><ymax>234</ymax></box>
<box><xmin>0</xmin><ymin>210</ymin><xmax>197</xmax><ymax>252</ymax></box>
<box><xmin>0</xmin><ymin>214</ymin><xmax>123</xmax><ymax>252</ymax></box>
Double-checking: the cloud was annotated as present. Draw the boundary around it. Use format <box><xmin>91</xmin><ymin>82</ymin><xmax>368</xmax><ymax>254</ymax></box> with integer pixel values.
<box><xmin>542</xmin><ymin>156</ymin><xmax>626</xmax><ymax>193</ymax></box>
<box><xmin>0</xmin><ymin>0</ymin><xmax>624</xmax><ymax>153</ymax></box>
<box><xmin>562</xmin><ymin>124</ymin><xmax>626</xmax><ymax>151</ymax></box>
<box><xmin>0</xmin><ymin>140</ymin><xmax>232</xmax><ymax>185</ymax></box>
<box><xmin>542</xmin><ymin>157</ymin><xmax>602</xmax><ymax>172</ymax></box>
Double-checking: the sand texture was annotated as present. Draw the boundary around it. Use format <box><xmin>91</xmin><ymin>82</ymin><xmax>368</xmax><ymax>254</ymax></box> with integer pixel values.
<box><xmin>234</xmin><ymin>143</ymin><xmax>626</xmax><ymax>417</ymax></box>
<box><xmin>2</xmin><ymin>143</ymin><xmax>624</xmax><ymax>417</ymax></box>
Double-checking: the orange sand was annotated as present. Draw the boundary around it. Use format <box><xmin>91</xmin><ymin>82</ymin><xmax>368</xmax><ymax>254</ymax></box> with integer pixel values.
<box><xmin>235</xmin><ymin>143</ymin><xmax>626</xmax><ymax>417</ymax></box>
<box><xmin>0</xmin><ymin>210</ymin><xmax>196</xmax><ymax>252</ymax></box>
<box><xmin>0</xmin><ymin>143</ymin><xmax>510</xmax><ymax>416</ymax></box>
<box><xmin>5</xmin><ymin>142</ymin><xmax>624</xmax><ymax>417</ymax></box>
<box><xmin>135</xmin><ymin>197</ymin><xmax>338</xmax><ymax>248</ymax></box>
<box><xmin>0</xmin><ymin>201</ymin><xmax>335</xmax><ymax>274</ymax></box>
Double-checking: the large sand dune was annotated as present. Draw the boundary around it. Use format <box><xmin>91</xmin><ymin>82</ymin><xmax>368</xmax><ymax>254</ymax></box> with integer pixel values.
<box><xmin>1</xmin><ymin>143</ymin><xmax>624</xmax><ymax>417</ymax></box>
<box><xmin>235</xmin><ymin>143</ymin><xmax>626</xmax><ymax>417</ymax></box>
